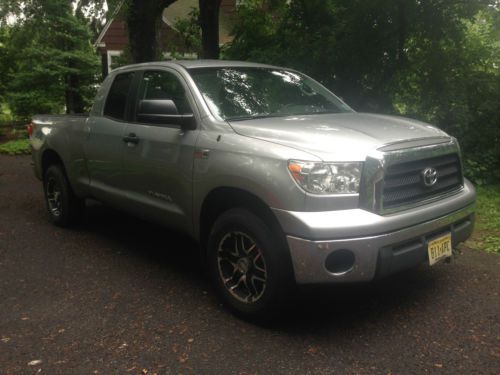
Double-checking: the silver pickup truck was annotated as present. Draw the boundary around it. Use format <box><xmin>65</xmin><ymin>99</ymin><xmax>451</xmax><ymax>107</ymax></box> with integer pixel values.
<box><xmin>30</xmin><ymin>60</ymin><xmax>476</xmax><ymax>318</ymax></box>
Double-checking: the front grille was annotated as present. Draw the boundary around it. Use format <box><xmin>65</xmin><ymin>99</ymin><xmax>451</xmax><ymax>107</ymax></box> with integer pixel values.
<box><xmin>382</xmin><ymin>153</ymin><xmax>463</xmax><ymax>210</ymax></box>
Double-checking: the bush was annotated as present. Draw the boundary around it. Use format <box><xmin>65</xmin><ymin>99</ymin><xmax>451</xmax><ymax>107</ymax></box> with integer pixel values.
<box><xmin>225</xmin><ymin>1</ymin><xmax>500</xmax><ymax>185</ymax></box>
<box><xmin>467</xmin><ymin>185</ymin><xmax>500</xmax><ymax>254</ymax></box>
<box><xmin>0</xmin><ymin>139</ymin><xmax>31</xmax><ymax>155</ymax></box>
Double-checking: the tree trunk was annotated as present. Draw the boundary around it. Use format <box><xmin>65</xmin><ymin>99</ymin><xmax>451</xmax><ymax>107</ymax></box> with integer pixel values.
<box><xmin>199</xmin><ymin>0</ymin><xmax>222</xmax><ymax>59</ymax></box>
<box><xmin>127</xmin><ymin>0</ymin><xmax>176</xmax><ymax>63</ymax></box>
<box><xmin>65</xmin><ymin>64</ymin><xmax>85</xmax><ymax>114</ymax></box>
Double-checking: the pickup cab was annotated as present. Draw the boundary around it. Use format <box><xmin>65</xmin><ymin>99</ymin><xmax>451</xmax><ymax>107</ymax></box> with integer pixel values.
<box><xmin>30</xmin><ymin>60</ymin><xmax>476</xmax><ymax>318</ymax></box>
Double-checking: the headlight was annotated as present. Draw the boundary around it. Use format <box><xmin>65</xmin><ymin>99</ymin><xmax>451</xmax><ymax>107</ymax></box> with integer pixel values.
<box><xmin>288</xmin><ymin>160</ymin><xmax>362</xmax><ymax>194</ymax></box>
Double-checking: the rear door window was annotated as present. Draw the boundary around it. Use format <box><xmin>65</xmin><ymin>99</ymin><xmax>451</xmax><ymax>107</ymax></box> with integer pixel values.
<box><xmin>104</xmin><ymin>72</ymin><xmax>135</xmax><ymax>120</ymax></box>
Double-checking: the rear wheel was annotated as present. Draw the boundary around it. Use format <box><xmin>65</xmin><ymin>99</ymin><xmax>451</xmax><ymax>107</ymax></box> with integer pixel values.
<box><xmin>207</xmin><ymin>208</ymin><xmax>294</xmax><ymax>320</ymax></box>
<box><xmin>43</xmin><ymin>165</ymin><xmax>84</xmax><ymax>227</ymax></box>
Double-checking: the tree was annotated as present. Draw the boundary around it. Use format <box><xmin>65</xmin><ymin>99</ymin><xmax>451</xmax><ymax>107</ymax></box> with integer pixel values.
<box><xmin>394</xmin><ymin>4</ymin><xmax>500</xmax><ymax>183</ymax></box>
<box><xmin>74</xmin><ymin>0</ymin><xmax>112</xmax><ymax>38</ymax></box>
<box><xmin>126</xmin><ymin>0</ymin><xmax>177</xmax><ymax>63</ymax></box>
<box><xmin>174</xmin><ymin>7</ymin><xmax>202</xmax><ymax>55</ymax></box>
<box><xmin>225</xmin><ymin>0</ymin><xmax>500</xmax><ymax>182</ymax></box>
<box><xmin>0</xmin><ymin>28</ymin><xmax>9</xmax><ymax>104</ymax></box>
<box><xmin>2</xmin><ymin>0</ymin><xmax>100</xmax><ymax>117</ymax></box>
<box><xmin>199</xmin><ymin>0</ymin><xmax>222</xmax><ymax>58</ymax></box>
<box><xmin>170</xmin><ymin>0</ymin><xmax>222</xmax><ymax>59</ymax></box>
<box><xmin>124</xmin><ymin>0</ymin><xmax>222</xmax><ymax>62</ymax></box>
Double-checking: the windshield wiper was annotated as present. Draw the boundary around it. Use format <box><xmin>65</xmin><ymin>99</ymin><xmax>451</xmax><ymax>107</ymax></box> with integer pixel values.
<box><xmin>227</xmin><ymin>110</ymin><xmax>343</xmax><ymax>121</ymax></box>
<box><xmin>227</xmin><ymin>113</ymin><xmax>287</xmax><ymax>121</ymax></box>
<box><xmin>290</xmin><ymin>110</ymin><xmax>342</xmax><ymax>116</ymax></box>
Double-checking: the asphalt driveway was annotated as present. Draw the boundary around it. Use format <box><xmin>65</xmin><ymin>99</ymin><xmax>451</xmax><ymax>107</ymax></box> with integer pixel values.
<box><xmin>0</xmin><ymin>155</ymin><xmax>498</xmax><ymax>374</ymax></box>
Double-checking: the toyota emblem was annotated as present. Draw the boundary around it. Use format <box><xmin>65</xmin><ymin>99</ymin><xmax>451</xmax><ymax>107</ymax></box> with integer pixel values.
<box><xmin>422</xmin><ymin>167</ymin><xmax>438</xmax><ymax>187</ymax></box>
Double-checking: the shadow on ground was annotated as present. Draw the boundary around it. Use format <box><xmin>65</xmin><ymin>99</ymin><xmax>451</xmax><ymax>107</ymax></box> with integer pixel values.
<box><xmin>78</xmin><ymin>200</ymin><xmax>438</xmax><ymax>333</ymax></box>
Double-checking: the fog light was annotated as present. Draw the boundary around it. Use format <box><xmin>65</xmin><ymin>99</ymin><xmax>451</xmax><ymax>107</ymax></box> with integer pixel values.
<box><xmin>325</xmin><ymin>249</ymin><xmax>355</xmax><ymax>275</ymax></box>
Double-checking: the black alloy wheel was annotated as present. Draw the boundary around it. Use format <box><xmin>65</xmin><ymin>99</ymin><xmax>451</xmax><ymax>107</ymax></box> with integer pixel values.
<box><xmin>208</xmin><ymin>208</ymin><xmax>295</xmax><ymax>320</ymax></box>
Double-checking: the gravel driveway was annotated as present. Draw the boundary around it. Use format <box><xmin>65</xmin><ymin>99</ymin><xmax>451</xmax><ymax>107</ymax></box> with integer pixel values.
<box><xmin>0</xmin><ymin>155</ymin><xmax>498</xmax><ymax>374</ymax></box>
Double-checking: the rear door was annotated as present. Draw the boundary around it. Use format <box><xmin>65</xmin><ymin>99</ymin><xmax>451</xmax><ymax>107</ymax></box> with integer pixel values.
<box><xmin>85</xmin><ymin>71</ymin><xmax>136</xmax><ymax>203</ymax></box>
<box><xmin>121</xmin><ymin>69</ymin><xmax>200</xmax><ymax>233</ymax></box>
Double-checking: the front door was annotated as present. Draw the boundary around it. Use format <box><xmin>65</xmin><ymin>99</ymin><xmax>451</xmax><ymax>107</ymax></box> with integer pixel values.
<box><xmin>121</xmin><ymin>69</ymin><xmax>199</xmax><ymax>233</ymax></box>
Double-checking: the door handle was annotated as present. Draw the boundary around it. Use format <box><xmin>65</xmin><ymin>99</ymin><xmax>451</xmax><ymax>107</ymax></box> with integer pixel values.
<box><xmin>123</xmin><ymin>133</ymin><xmax>139</xmax><ymax>145</ymax></box>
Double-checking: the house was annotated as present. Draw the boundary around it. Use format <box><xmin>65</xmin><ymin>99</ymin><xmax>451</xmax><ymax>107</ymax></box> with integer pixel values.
<box><xmin>95</xmin><ymin>0</ymin><xmax>237</xmax><ymax>77</ymax></box>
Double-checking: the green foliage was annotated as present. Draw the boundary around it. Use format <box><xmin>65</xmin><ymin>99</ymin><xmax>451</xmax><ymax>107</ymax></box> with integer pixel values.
<box><xmin>224</xmin><ymin>0</ymin><xmax>336</xmax><ymax>82</ymax></box>
<box><xmin>0</xmin><ymin>27</ymin><xmax>10</xmax><ymax>103</ymax></box>
<box><xmin>0</xmin><ymin>103</ymin><xmax>13</xmax><ymax>122</ymax></box>
<box><xmin>172</xmin><ymin>7</ymin><xmax>201</xmax><ymax>56</ymax></box>
<box><xmin>1</xmin><ymin>0</ymin><xmax>100</xmax><ymax>119</ymax></box>
<box><xmin>0</xmin><ymin>139</ymin><xmax>30</xmax><ymax>155</ymax></box>
<box><xmin>0</xmin><ymin>0</ymin><xmax>113</xmax><ymax>38</ymax></box>
<box><xmin>394</xmin><ymin>7</ymin><xmax>500</xmax><ymax>184</ymax></box>
<box><xmin>226</xmin><ymin>0</ymin><xmax>500</xmax><ymax>184</ymax></box>
<box><xmin>464</xmin><ymin>148</ymin><xmax>500</xmax><ymax>186</ymax></box>
<box><xmin>468</xmin><ymin>185</ymin><xmax>500</xmax><ymax>253</ymax></box>
<box><xmin>110</xmin><ymin>47</ymin><xmax>134</xmax><ymax>70</ymax></box>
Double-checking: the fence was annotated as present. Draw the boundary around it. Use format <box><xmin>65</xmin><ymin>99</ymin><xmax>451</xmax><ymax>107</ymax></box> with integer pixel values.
<box><xmin>0</xmin><ymin>121</ymin><xmax>29</xmax><ymax>130</ymax></box>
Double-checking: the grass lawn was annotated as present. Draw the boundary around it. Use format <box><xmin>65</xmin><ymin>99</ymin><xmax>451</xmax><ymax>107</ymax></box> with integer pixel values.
<box><xmin>467</xmin><ymin>184</ymin><xmax>500</xmax><ymax>253</ymax></box>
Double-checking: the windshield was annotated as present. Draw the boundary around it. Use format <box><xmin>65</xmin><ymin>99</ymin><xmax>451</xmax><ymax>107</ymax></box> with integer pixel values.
<box><xmin>188</xmin><ymin>67</ymin><xmax>353</xmax><ymax>121</ymax></box>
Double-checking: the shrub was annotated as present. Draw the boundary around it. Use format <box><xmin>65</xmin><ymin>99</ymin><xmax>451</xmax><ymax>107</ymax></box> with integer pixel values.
<box><xmin>0</xmin><ymin>139</ymin><xmax>31</xmax><ymax>155</ymax></box>
<box><xmin>468</xmin><ymin>185</ymin><xmax>500</xmax><ymax>254</ymax></box>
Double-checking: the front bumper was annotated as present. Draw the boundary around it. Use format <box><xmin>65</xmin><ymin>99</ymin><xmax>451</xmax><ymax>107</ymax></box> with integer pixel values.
<box><xmin>273</xmin><ymin>180</ymin><xmax>476</xmax><ymax>284</ymax></box>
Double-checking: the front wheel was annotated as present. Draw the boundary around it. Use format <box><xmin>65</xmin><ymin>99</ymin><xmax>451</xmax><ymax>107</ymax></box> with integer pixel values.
<box><xmin>43</xmin><ymin>165</ymin><xmax>84</xmax><ymax>227</ymax></box>
<box><xmin>207</xmin><ymin>208</ymin><xmax>295</xmax><ymax>320</ymax></box>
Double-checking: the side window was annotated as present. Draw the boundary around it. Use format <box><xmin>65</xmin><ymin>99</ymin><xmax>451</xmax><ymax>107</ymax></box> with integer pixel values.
<box><xmin>137</xmin><ymin>71</ymin><xmax>192</xmax><ymax>118</ymax></box>
<box><xmin>104</xmin><ymin>72</ymin><xmax>134</xmax><ymax>120</ymax></box>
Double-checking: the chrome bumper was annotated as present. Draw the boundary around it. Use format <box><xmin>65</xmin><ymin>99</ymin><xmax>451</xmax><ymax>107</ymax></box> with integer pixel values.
<box><xmin>273</xmin><ymin>180</ymin><xmax>476</xmax><ymax>284</ymax></box>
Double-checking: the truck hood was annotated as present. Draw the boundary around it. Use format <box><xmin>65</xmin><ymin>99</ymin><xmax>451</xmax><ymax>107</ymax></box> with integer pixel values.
<box><xmin>228</xmin><ymin>112</ymin><xmax>449</xmax><ymax>161</ymax></box>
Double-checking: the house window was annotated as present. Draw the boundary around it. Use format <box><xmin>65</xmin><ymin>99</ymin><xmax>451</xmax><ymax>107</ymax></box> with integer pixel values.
<box><xmin>107</xmin><ymin>50</ymin><xmax>123</xmax><ymax>73</ymax></box>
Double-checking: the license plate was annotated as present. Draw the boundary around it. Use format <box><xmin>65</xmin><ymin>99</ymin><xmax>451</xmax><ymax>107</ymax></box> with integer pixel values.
<box><xmin>427</xmin><ymin>233</ymin><xmax>452</xmax><ymax>266</ymax></box>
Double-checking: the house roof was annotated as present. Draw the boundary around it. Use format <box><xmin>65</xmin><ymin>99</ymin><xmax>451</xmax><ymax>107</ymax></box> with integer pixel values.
<box><xmin>95</xmin><ymin>0</ymin><xmax>125</xmax><ymax>47</ymax></box>
<box><xmin>96</xmin><ymin>0</ymin><xmax>236</xmax><ymax>48</ymax></box>
<box><xmin>162</xmin><ymin>0</ymin><xmax>235</xmax><ymax>44</ymax></box>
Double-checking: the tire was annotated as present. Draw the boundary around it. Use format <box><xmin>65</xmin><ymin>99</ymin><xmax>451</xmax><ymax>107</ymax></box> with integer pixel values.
<box><xmin>43</xmin><ymin>164</ymin><xmax>84</xmax><ymax>227</ymax></box>
<box><xmin>207</xmin><ymin>208</ymin><xmax>295</xmax><ymax>320</ymax></box>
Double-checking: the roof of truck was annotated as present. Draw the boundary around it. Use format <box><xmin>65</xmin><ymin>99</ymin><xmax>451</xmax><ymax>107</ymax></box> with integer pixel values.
<box><xmin>172</xmin><ymin>60</ymin><xmax>279</xmax><ymax>69</ymax></box>
<box><xmin>112</xmin><ymin>59</ymin><xmax>284</xmax><ymax>73</ymax></box>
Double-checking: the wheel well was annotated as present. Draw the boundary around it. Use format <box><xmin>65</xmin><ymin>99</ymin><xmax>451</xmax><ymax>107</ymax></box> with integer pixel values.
<box><xmin>41</xmin><ymin>149</ymin><xmax>64</xmax><ymax>177</ymax></box>
<box><xmin>199</xmin><ymin>187</ymin><xmax>285</xmax><ymax>249</ymax></box>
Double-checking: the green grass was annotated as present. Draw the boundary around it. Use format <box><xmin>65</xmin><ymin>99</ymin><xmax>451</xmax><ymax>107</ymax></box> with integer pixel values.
<box><xmin>0</xmin><ymin>139</ymin><xmax>31</xmax><ymax>155</ymax></box>
<box><xmin>467</xmin><ymin>185</ymin><xmax>500</xmax><ymax>253</ymax></box>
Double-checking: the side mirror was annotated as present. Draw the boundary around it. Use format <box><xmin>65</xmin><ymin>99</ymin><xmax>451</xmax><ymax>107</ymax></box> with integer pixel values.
<box><xmin>137</xmin><ymin>99</ymin><xmax>196</xmax><ymax>130</ymax></box>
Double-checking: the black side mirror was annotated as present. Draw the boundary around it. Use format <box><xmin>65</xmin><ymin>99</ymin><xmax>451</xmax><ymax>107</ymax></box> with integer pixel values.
<box><xmin>137</xmin><ymin>99</ymin><xmax>196</xmax><ymax>130</ymax></box>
